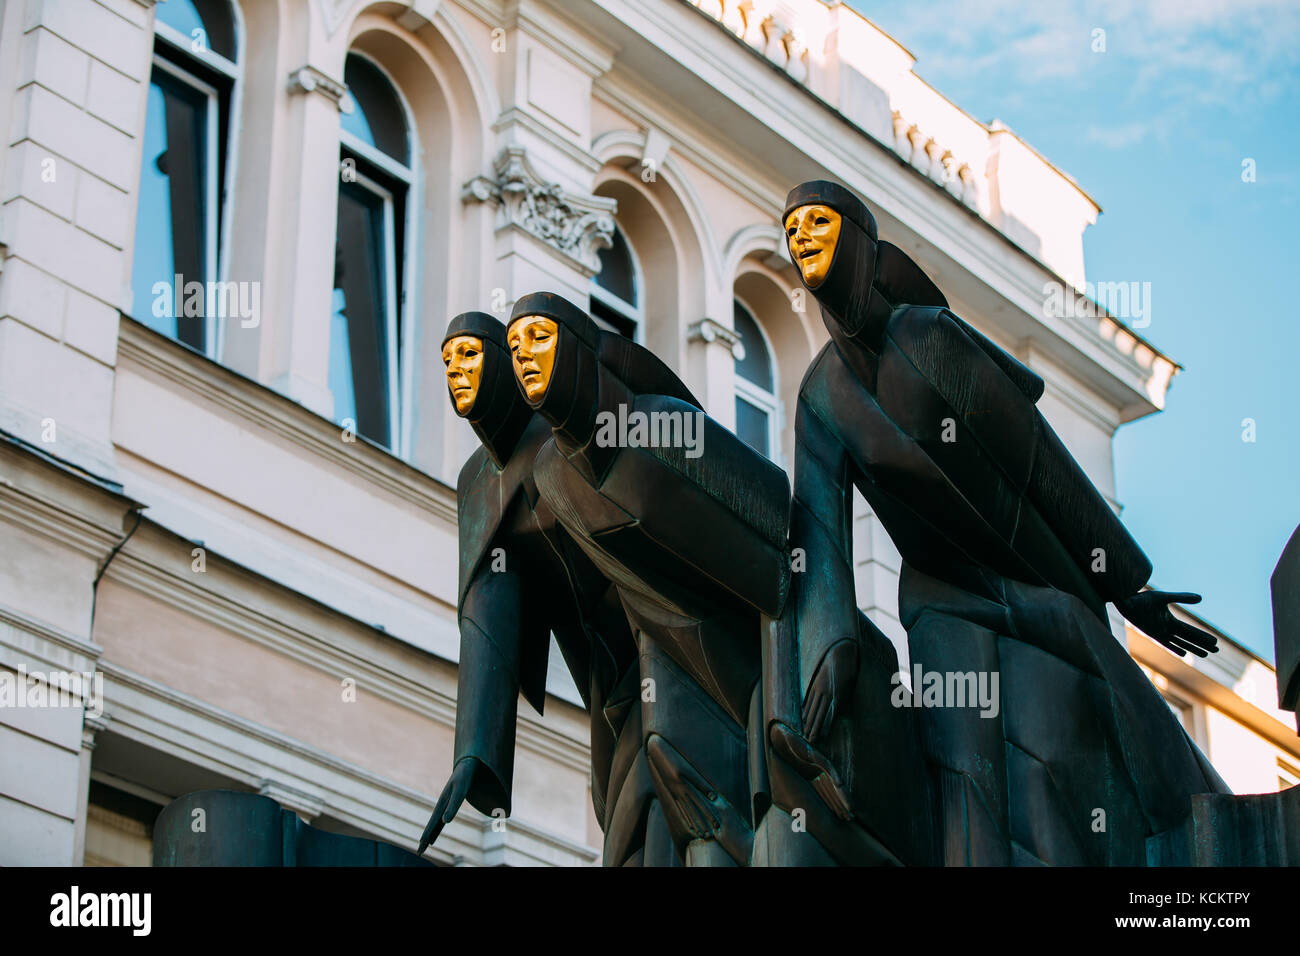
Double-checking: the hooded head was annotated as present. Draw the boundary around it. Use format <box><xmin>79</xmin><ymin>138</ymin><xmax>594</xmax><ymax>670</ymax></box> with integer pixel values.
<box><xmin>507</xmin><ymin>293</ymin><xmax>601</xmax><ymax>437</ymax></box>
<box><xmin>442</xmin><ymin>311</ymin><xmax>532</xmax><ymax>468</ymax></box>
<box><xmin>784</xmin><ymin>180</ymin><xmax>882</xmax><ymax>347</ymax></box>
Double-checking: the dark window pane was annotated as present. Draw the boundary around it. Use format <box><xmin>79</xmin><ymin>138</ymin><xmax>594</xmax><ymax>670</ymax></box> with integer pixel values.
<box><xmin>341</xmin><ymin>55</ymin><xmax>409</xmax><ymax>166</ymax></box>
<box><xmin>736</xmin><ymin>396</ymin><xmax>770</xmax><ymax>458</ymax></box>
<box><xmin>156</xmin><ymin>0</ymin><xmax>237</xmax><ymax>61</ymax></box>
<box><xmin>594</xmin><ymin>228</ymin><xmax>636</xmax><ymax>305</ymax></box>
<box><xmin>590</xmin><ymin>298</ymin><xmax>636</xmax><ymax>339</ymax></box>
<box><xmin>331</xmin><ymin>179</ymin><xmax>392</xmax><ymax>445</ymax></box>
<box><xmin>734</xmin><ymin>301</ymin><xmax>772</xmax><ymax>390</ymax></box>
<box><xmin>130</xmin><ymin>69</ymin><xmax>209</xmax><ymax>351</ymax></box>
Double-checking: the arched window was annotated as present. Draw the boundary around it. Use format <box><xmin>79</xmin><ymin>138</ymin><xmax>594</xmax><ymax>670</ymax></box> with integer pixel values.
<box><xmin>329</xmin><ymin>53</ymin><xmax>413</xmax><ymax>451</ymax></box>
<box><xmin>130</xmin><ymin>0</ymin><xmax>239</xmax><ymax>355</ymax></box>
<box><xmin>590</xmin><ymin>226</ymin><xmax>641</xmax><ymax>339</ymax></box>
<box><xmin>733</xmin><ymin>299</ymin><xmax>779</xmax><ymax>462</ymax></box>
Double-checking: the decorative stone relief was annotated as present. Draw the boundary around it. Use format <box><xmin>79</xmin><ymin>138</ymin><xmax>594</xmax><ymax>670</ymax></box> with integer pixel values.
<box><xmin>462</xmin><ymin>146</ymin><xmax>617</xmax><ymax>274</ymax></box>
<box><xmin>288</xmin><ymin>66</ymin><xmax>350</xmax><ymax>111</ymax></box>
<box><xmin>689</xmin><ymin>317</ymin><xmax>746</xmax><ymax>361</ymax></box>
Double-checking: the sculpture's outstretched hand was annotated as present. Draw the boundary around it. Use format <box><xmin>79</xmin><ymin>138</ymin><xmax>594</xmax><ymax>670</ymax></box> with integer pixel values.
<box><xmin>769</xmin><ymin>721</ymin><xmax>853</xmax><ymax>821</ymax></box>
<box><xmin>802</xmin><ymin>638</ymin><xmax>858</xmax><ymax>743</ymax></box>
<box><xmin>1115</xmin><ymin>590</ymin><xmax>1218</xmax><ymax>658</ymax></box>
<box><xmin>416</xmin><ymin>757</ymin><xmax>477</xmax><ymax>855</ymax></box>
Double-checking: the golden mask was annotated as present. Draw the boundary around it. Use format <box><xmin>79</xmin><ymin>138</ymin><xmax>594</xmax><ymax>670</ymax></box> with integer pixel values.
<box><xmin>506</xmin><ymin>316</ymin><xmax>559</xmax><ymax>403</ymax></box>
<box><xmin>785</xmin><ymin>205</ymin><xmax>842</xmax><ymax>288</ymax></box>
<box><xmin>442</xmin><ymin>335</ymin><xmax>484</xmax><ymax>414</ymax></box>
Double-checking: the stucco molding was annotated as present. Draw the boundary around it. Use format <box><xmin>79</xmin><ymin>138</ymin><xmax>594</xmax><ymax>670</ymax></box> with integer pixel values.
<box><xmin>259</xmin><ymin>777</ymin><xmax>326</xmax><ymax>821</ymax></box>
<box><xmin>0</xmin><ymin>606</ymin><xmax>103</xmax><ymax>676</ymax></box>
<box><xmin>287</xmin><ymin>65</ymin><xmax>350</xmax><ymax>111</ymax></box>
<box><xmin>462</xmin><ymin>146</ymin><xmax>617</xmax><ymax>274</ymax></box>
<box><xmin>98</xmin><ymin>533</ymin><xmax>591</xmax><ymax>776</ymax></box>
<box><xmin>116</xmin><ymin>320</ymin><xmax>457</xmax><ymax>526</ymax></box>
<box><xmin>723</xmin><ymin>222</ymin><xmax>791</xmax><ymax>279</ymax></box>
<box><xmin>494</xmin><ymin>107</ymin><xmax>606</xmax><ymax>174</ymax></box>
<box><xmin>96</xmin><ymin>661</ymin><xmax>601</xmax><ymax>865</ymax></box>
<box><xmin>0</xmin><ymin>473</ymin><xmax>125</xmax><ymax>565</ymax></box>
<box><xmin>688</xmin><ymin>318</ymin><xmax>744</xmax><ymax>361</ymax></box>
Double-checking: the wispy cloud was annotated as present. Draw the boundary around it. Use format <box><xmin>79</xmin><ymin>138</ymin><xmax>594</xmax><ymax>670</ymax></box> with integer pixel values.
<box><xmin>1084</xmin><ymin>121</ymin><xmax>1147</xmax><ymax>149</ymax></box>
<box><xmin>854</xmin><ymin>0</ymin><xmax>1300</xmax><ymax>124</ymax></box>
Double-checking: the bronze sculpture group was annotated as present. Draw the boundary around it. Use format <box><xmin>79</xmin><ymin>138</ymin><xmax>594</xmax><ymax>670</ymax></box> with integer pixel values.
<box><xmin>418</xmin><ymin>180</ymin><xmax>1236</xmax><ymax>867</ymax></box>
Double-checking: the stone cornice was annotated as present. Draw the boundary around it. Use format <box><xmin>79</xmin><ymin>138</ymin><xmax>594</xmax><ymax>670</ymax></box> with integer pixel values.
<box><xmin>0</xmin><ymin>444</ymin><xmax>131</xmax><ymax>564</ymax></box>
<box><xmin>592</xmin><ymin>75</ymin><xmax>786</xmax><ymax>215</ymax></box>
<box><xmin>449</xmin><ymin>0</ymin><xmax>507</xmax><ymax>31</ymax></box>
<box><xmin>116</xmin><ymin>318</ymin><xmax>457</xmax><ymax>527</ymax></box>
<box><xmin>259</xmin><ymin>777</ymin><xmax>326</xmax><ymax>820</ymax></box>
<box><xmin>512</xmin><ymin>0</ymin><xmax>620</xmax><ymax>78</ymax></box>
<box><xmin>98</xmin><ymin>660</ymin><xmax>599</xmax><ymax>864</ymax></box>
<box><xmin>100</xmin><ymin>522</ymin><xmax>592</xmax><ymax>775</ymax></box>
<box><xmin>476</xmin><ymin>810</ymin><xmax>602</xmax><ymax>866</ymax></box>
<box><xmin>0</xmin><ymin>605</ymin><xmax>103</xmax><ymax>675</ymax></box>
<box><xmin>492</xmin><ymin>106</ymin><xmax>607</xmax><ymax>174</ymax></box>
<box><xmin>97</xmin><ymin>661</ymin><xmax>472</xmax><ymax>860</ymax></box>
<box><xmin>0</xmin><ymin>480</ymin><xmax>120</xmax><ymax>564</ymax></box>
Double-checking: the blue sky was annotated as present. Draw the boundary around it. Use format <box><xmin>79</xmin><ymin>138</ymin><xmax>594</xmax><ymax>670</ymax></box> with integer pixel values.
<box><xmin>854</xmin><ymin>0</ymin><xmax>1299</xmax><ymax>660</ymax></box>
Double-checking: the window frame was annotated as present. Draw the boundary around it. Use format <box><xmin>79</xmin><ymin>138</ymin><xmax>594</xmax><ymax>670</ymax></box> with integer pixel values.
<box><xmin>590</xmin><ymin>225</ymin><xmax>644</xmax><ymax>343</ymax></box>
<box><xmin>333</xmin><ymin>163</ymin><xmax>401</xmax><ymax>450</ymax></box>
<box><xmin>145</xmin><ymin>54</ymin><xmax>221</xmax><ymax>356</ymax></box>
<box><xmin>732</xmin><ymin>296</ymin><xmax>782</xmax><ymax>467</ymax></box>
<box><xmin>137</xmin><ymin>5</ymin><xmax>243</xmax><ymax>360</ymax></box>
<box><xmin>332</xmin><ymin>50</ymin><xmax>418</xmax><ymax>457</ymax></box>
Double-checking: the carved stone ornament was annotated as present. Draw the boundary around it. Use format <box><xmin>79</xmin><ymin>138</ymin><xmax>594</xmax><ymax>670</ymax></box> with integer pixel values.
<box><xmin>462</xmin><ymin>146</ymin><xmax>617</xmax><ymax>274</ymax></box>
<box><xmin>688</xmin><ymin>317</ymin><xmax>745</xmax><ymax>361</ymax></box>
<box><xmin>287</xmin><ymin>66</ymin><xmax>350</xmax><ymax>111</ymax></box>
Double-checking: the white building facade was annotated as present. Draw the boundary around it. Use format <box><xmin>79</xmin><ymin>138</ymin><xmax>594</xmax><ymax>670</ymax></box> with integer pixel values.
<box><xmin>0</xmin><ymin>0</ymin><xmax>1292</xmax><ymax>866</ymax></box>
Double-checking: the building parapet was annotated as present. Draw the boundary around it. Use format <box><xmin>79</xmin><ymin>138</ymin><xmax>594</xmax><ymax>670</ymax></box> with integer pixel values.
<box><xmin>685</xmin><ymin>0</ymin><xmax>1100</xmax><ymax>291</ymax></box>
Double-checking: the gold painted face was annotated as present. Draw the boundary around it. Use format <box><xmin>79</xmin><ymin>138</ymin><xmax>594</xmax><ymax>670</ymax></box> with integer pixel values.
<box><xmin>506</xmin><ymin>316</ymin><xmax>559</xmax><ymax>403</ymax></box>
<box><xmin>785</xmin><ymin>204</ymin><xmax>842</xmax><ymax>288</ymax></box>
<box><xmin>442</xmin><ymin>335</ymin><xmax>484</xmax><ymax>414</ymax></box>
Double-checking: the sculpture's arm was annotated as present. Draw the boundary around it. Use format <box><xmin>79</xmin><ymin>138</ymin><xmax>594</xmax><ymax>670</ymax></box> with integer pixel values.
<box><xmin>417</xmin><ymin>560</ymin><xmax>526</xmax><ymax>854</ymax></box>
<box><xmin>1026</xmin><ymin>415</ymin><xmax>1217</xmax><ymax>656</ymax></box>
<box><xmin>790</xmin><ymin>398</ymin><xmax>862</xmax><ymax>743</ymax></box>
<box><xmin>1026</xmin><ymin>416</ymin><xmax>1152</xmax><ymax>600</ymax></box>
<box><xmin>879</xmin><ymin>305</ymin><xmax>1218</xmax><ymax>658</ymax></box>
<box><xmin>752</xmin><ymin>399</ymin><xmax>858</xmax><ymax>823</ymax></box>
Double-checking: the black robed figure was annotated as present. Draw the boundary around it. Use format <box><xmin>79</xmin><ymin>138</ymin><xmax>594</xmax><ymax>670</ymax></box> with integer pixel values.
<box><xmin>506</xmin><ymin>292</ymin><xmax>791</xmax><ymax>865</ymax></box>
<box><xmin>774</xmin><ymin>180</ymin><xmax>1230</xmax><ymax>866</ymax></box>
<box><xmin>418</xmin><ymin>311</ymin><xmax>646</xmax><ymax>863</ymax></box>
